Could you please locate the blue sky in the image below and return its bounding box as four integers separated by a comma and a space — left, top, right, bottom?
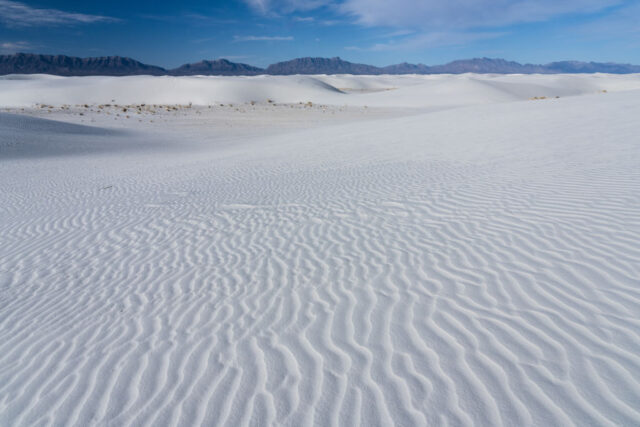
0, 0, 639, 67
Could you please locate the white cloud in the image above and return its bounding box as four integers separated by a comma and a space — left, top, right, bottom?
347, 31, 504, 51
339, 0, 621, 29
243, 0, 330, 15
319, 19, 343, 26
0, 0, 118, 27
0, 40, 32, 52
293, 16, 315, 22
379, 29, 415, 38
244, 0, 269, 14
244, 0, 622, 30
233, 35, 294, 41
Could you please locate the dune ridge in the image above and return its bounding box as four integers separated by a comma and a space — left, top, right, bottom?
3, 73, 640, 109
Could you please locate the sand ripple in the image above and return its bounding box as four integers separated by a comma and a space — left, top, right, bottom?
1, 86, 639, 426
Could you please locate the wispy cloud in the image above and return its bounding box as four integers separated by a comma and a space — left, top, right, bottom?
571, 2, 640, 40
243, 0, 331, 15
339, 0, 621, 30
346, 31, 505, 51
243, 0, 622, 32
319, 19, 344, 26
140, 13, 236, 26
181, 13, 237, 25
0, 0, 119, 27
244, 0, 269, 15
292, 16, 314, 22
378, 29, 415, 38
233, 35, 294, 42
0, 40, 32, 53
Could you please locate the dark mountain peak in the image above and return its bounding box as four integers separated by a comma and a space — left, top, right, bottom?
169, 58, 264, 76
382, 62, 431, 74
265, 56, 382, 75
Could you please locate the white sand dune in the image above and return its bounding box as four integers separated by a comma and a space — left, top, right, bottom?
3, 72, 640, 108
1, 74, 639, 426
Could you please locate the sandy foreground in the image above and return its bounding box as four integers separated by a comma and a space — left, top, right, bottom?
1, 73, 639, 426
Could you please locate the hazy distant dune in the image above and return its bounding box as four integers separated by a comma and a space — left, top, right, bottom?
3, 73, 640, 108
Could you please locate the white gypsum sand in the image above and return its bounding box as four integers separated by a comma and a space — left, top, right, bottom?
0, 73, 639, 426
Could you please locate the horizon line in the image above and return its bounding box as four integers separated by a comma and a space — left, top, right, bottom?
3, 52, 640, 70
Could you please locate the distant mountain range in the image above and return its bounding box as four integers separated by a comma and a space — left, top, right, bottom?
2, 53, 640, 76
0, 53, 166, 76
